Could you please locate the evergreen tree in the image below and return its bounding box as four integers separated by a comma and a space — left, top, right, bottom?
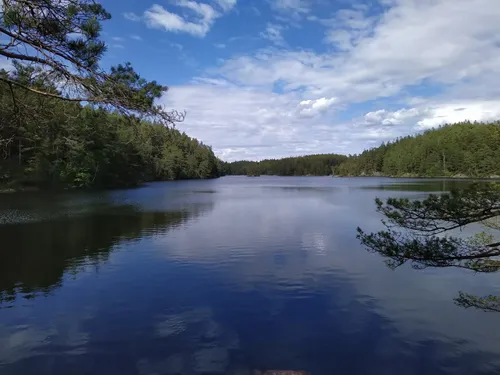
0, 67, 220, 189
358, 183, 500, 312
0, 0, 183, 125
334, 122, 500, 178
225, 154, 347, 177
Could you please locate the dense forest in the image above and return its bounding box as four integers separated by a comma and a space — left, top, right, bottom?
222, 154, 347, 176
0, 65, 220, 190
334, 121, 500, 178
0, 0, 220, 191
224, 122, 500, 179
2, 1, 500, 191
2, 1, 499, 188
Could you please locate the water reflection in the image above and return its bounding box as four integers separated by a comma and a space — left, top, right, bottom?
0, 178, 499, 375
0, 202, 213, 305
358, 179, 487, 192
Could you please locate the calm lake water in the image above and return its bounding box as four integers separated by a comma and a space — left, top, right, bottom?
1, 177, 500, 375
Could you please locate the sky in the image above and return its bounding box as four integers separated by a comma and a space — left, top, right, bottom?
99, 0, 500, 161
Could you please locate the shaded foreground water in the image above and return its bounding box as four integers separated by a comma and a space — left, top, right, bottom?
1, 177, 500, 375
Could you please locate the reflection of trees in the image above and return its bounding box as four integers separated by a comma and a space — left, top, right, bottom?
0, 203, 212, 303
360, 180, 479, 193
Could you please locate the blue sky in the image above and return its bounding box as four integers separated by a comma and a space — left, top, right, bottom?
99, 0, 500, 160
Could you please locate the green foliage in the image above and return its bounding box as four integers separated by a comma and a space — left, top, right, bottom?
223, 154, 347, 176
335, 122, 500, 177
358, 183, 500, 312
373, 183, 500, 234
0, 0, 182, 124
454, 292, 500, 312
0, 75, 220, 189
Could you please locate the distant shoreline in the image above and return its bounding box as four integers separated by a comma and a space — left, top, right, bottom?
226, 174, 500, 180
333, 175, 500, 180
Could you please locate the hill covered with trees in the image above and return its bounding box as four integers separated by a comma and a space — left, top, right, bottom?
222, 154, 347, 176
0, 66, 220, 190
0, 1, 220, 190
334, 121, 500, 178
224, 122, 500, 179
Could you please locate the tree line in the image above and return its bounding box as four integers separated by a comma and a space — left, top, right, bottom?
0, 1, 220, 190
222, 154, 347, 176
0, 65, 220, 190
334, 121, 500, 178
2, 0, 500, 188
224, 122, 500, 179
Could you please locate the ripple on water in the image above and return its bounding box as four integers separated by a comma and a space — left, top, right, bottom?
1, 177, 500, 375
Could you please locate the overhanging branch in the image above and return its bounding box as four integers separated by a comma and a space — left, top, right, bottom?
0, 76, 99, 102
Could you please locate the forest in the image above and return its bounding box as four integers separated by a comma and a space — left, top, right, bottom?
0, 0, 220, 191
223, 122, 500, 179
334, 121, 500, 178
0, 65, 220, 190
1, 1, 499, 189
222, 154, 347, 176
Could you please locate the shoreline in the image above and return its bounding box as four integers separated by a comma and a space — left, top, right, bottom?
0, 176, 222, 194
226, 174, 500, 180
2, 175, 499, 193
334, 175, 500, 180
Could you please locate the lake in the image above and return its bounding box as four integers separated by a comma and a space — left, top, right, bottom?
0, 176, 499, 375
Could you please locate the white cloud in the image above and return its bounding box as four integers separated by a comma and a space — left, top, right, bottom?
260, 23, 286, 46
139, 0, 236, 37
161, 84, 353, 160
112, 36, 125, 42
270, 0, 310, 14
215, 0, 237, 12
297, 97, 337, 117
191, 77, 230, 86
364, 108, 420, 126
322, 8, 376, 50
356, 100, 500, 137
216, 0, 500, 103
416, 101, 500, 129
157, 0, 500, 160
123, 12, 141, 21
130, 35, 143, 41
144, 2, 216, 37
214, 43, 226, 48
168, 41, 184, 50
250, 5, 261, 16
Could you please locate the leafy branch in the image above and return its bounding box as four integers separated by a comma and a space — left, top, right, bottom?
358, 183, 500, 312
0, 0, 183, 125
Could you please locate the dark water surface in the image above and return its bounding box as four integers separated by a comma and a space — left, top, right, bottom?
1, 177, 500, 375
